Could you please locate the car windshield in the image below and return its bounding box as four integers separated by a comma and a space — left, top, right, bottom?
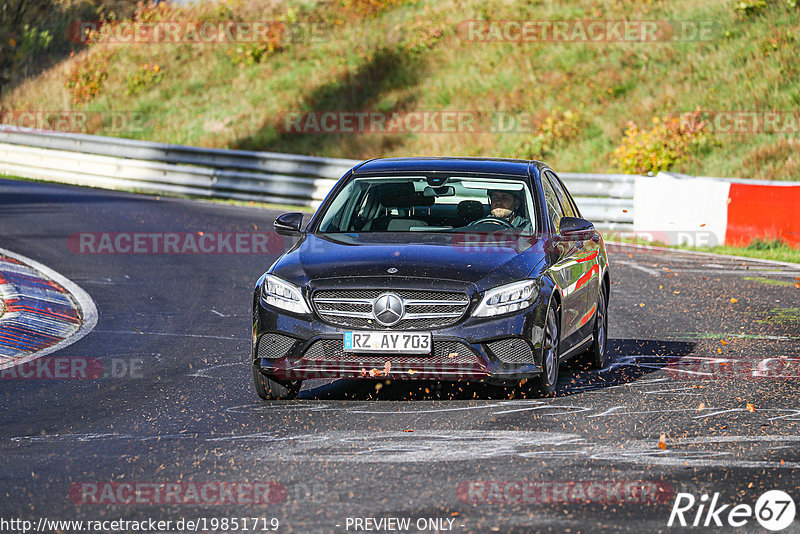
317, 175, 536, 235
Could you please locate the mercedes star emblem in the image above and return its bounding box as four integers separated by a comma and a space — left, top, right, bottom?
372, 292, 404, 326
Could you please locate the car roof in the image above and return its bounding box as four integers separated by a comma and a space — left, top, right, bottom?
352, 157, 540, 177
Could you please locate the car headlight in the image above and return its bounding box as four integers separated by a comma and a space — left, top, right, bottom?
472, 280, 538, 318
261, 275, 311, 315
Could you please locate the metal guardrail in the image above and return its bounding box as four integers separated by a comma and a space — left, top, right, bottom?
0, 126, 635, 229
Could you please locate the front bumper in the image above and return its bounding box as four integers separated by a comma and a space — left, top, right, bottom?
253, 293, 548, 384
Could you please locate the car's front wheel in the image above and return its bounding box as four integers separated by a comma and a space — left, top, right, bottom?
252, 364, 302, 400
532, 302, 560, 397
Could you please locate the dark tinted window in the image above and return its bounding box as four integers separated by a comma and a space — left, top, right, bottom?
540, 173, 564, 233
545, 171, 577, 219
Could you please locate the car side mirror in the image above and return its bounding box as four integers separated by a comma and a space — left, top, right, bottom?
559, 216, 595, 239
274, 212, 304, 237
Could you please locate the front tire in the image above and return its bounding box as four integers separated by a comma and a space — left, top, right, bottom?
533, 303, 560, 397
252, 364, 301, 400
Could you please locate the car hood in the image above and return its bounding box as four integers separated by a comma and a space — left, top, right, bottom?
269, 232, 547, 292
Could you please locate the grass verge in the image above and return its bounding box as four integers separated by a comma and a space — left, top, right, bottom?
2, 0, 800, 179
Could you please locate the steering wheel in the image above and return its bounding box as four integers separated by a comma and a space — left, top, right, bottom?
468, 216, 515, 229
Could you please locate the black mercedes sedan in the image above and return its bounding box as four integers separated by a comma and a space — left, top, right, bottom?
251, 158, 610, 399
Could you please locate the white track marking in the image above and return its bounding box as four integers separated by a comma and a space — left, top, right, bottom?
613, 260, 661, 276
12, 426, 800, 468
189, 362, 241, 378
72, 278, 113, 285
231, 431, 800, 467
693, 408, 745, 419
587, 406, 625, 418
642, 386, 703, 396
491, 404, 593, 416
766, 409, 800, 421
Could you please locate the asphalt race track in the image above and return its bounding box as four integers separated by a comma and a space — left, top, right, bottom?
1, 177, 799, 533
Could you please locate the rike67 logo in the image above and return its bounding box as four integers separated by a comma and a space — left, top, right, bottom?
668, 490, 795, 531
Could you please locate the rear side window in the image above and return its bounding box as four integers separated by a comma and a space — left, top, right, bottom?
545, 171, 577, 219
540, 173, 564, 233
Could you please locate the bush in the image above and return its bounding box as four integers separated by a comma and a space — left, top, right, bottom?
65, 49, 114, 104
516, 109, 582, 159
398, 19, 444, 55
132, 1, 178, 23
339, 0, 408, 18
227, 23, 285, 66
126, 63, 163, 95
0, 0, 106, 93
18, 24, 53, 57
734, 0, 768, 17
732, 0, 798, 16
611, 110, 713, 174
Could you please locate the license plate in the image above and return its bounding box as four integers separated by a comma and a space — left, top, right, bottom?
343, 331, 432, 353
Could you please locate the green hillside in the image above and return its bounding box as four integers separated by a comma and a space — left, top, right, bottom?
2, 0, 799, 179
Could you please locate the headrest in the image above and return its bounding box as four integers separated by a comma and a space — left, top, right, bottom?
374, 182, 433, 208
458, 200, 484, 222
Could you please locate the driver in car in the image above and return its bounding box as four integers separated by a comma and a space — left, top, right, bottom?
489, 190, 530, 230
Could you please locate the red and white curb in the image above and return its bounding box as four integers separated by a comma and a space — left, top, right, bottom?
633, 173, 800, 247
0, 247, 97, 371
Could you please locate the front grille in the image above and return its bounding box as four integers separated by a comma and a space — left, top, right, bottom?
303, 339, 480, 365
257, 333, 298, 360
312, 289, 470, 330
485, 338, 535, 364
